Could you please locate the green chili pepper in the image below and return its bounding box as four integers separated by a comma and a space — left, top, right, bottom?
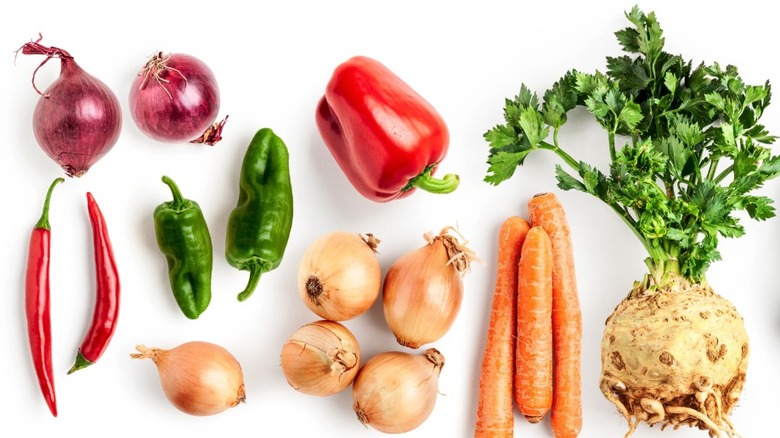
226, 128, 294, 302
153, 175, 213, 319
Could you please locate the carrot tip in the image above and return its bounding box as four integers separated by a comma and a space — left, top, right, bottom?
524, 414, 545, 424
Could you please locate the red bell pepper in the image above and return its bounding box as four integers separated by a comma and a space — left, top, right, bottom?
316, 56, 459, 202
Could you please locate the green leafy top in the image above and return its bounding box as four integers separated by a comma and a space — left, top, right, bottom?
484, 6, 780, 286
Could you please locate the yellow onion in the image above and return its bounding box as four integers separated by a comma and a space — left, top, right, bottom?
383, 227, 476, 348
297, 231, 382, 321
131, 341, 245, 416
352, 348, 445, 434
280, 320, 361, 396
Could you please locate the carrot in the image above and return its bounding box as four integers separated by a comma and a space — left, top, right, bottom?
475, 216, 530, 438
528, 192, 582, 438
515, 225, 553, 423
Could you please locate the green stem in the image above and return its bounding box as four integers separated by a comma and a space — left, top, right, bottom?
541, 139, 658, 267
645, 251, 666, 285
161, 175, 188, 211
706, 156, 720, 181
238, 267, 262, 302
644, 241, 682, 286
608, 130, 617, 162
405, 165, 460, 194
665, 244, 681, 276
35, 178, 64, 230
538, 141, 579, 169
713, 163, 735, 184
539, 138, 657, 259
237, 258, 272, 302
539, 137, 670, 280
616, 206, 659, 268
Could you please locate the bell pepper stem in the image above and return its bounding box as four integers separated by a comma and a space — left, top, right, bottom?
404, 165, 460, 194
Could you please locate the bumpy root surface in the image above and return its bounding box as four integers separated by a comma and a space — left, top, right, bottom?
600, 277, 748, 438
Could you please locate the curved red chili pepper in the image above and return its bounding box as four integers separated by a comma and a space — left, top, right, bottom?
68, 192, 120, 374
25, 177, 63, 417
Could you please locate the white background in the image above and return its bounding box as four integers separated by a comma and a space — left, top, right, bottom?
2, 1, 779, 437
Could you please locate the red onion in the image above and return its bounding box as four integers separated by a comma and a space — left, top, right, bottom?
18, 37, 122, 177
129, 52, 225, 145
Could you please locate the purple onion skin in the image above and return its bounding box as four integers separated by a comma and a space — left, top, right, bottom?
33, 60, 122, 177
129, 53, 220, 143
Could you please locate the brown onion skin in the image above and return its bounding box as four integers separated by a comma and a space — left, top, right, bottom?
382, 240, 463, 349
280, 320, 361, 396
129, 53, 220, 143
33, 59, 122, 177
133, 341, 246, 416
298, 232, 382, 321
352, 348, 445, 434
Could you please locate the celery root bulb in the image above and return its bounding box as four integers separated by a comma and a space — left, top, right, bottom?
600, 277, 748, 437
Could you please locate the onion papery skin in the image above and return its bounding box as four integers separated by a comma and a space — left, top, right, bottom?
132, 342, 245, 416
33, 60, 122, 177
129, 53, 220, 143
352, 348, 445, 434
297, 232, 382, 321
280, 320, 361, 396
382, 240, 463, 349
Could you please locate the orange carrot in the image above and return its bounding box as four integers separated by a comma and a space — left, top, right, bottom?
528, 192, 582, 438
475, 216, 530, 438
515, 225, 553, 423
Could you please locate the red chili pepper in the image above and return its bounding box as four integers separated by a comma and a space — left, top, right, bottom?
315, 56, 459, 202
68, 192, 120, 374
25, 177, 63, 417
